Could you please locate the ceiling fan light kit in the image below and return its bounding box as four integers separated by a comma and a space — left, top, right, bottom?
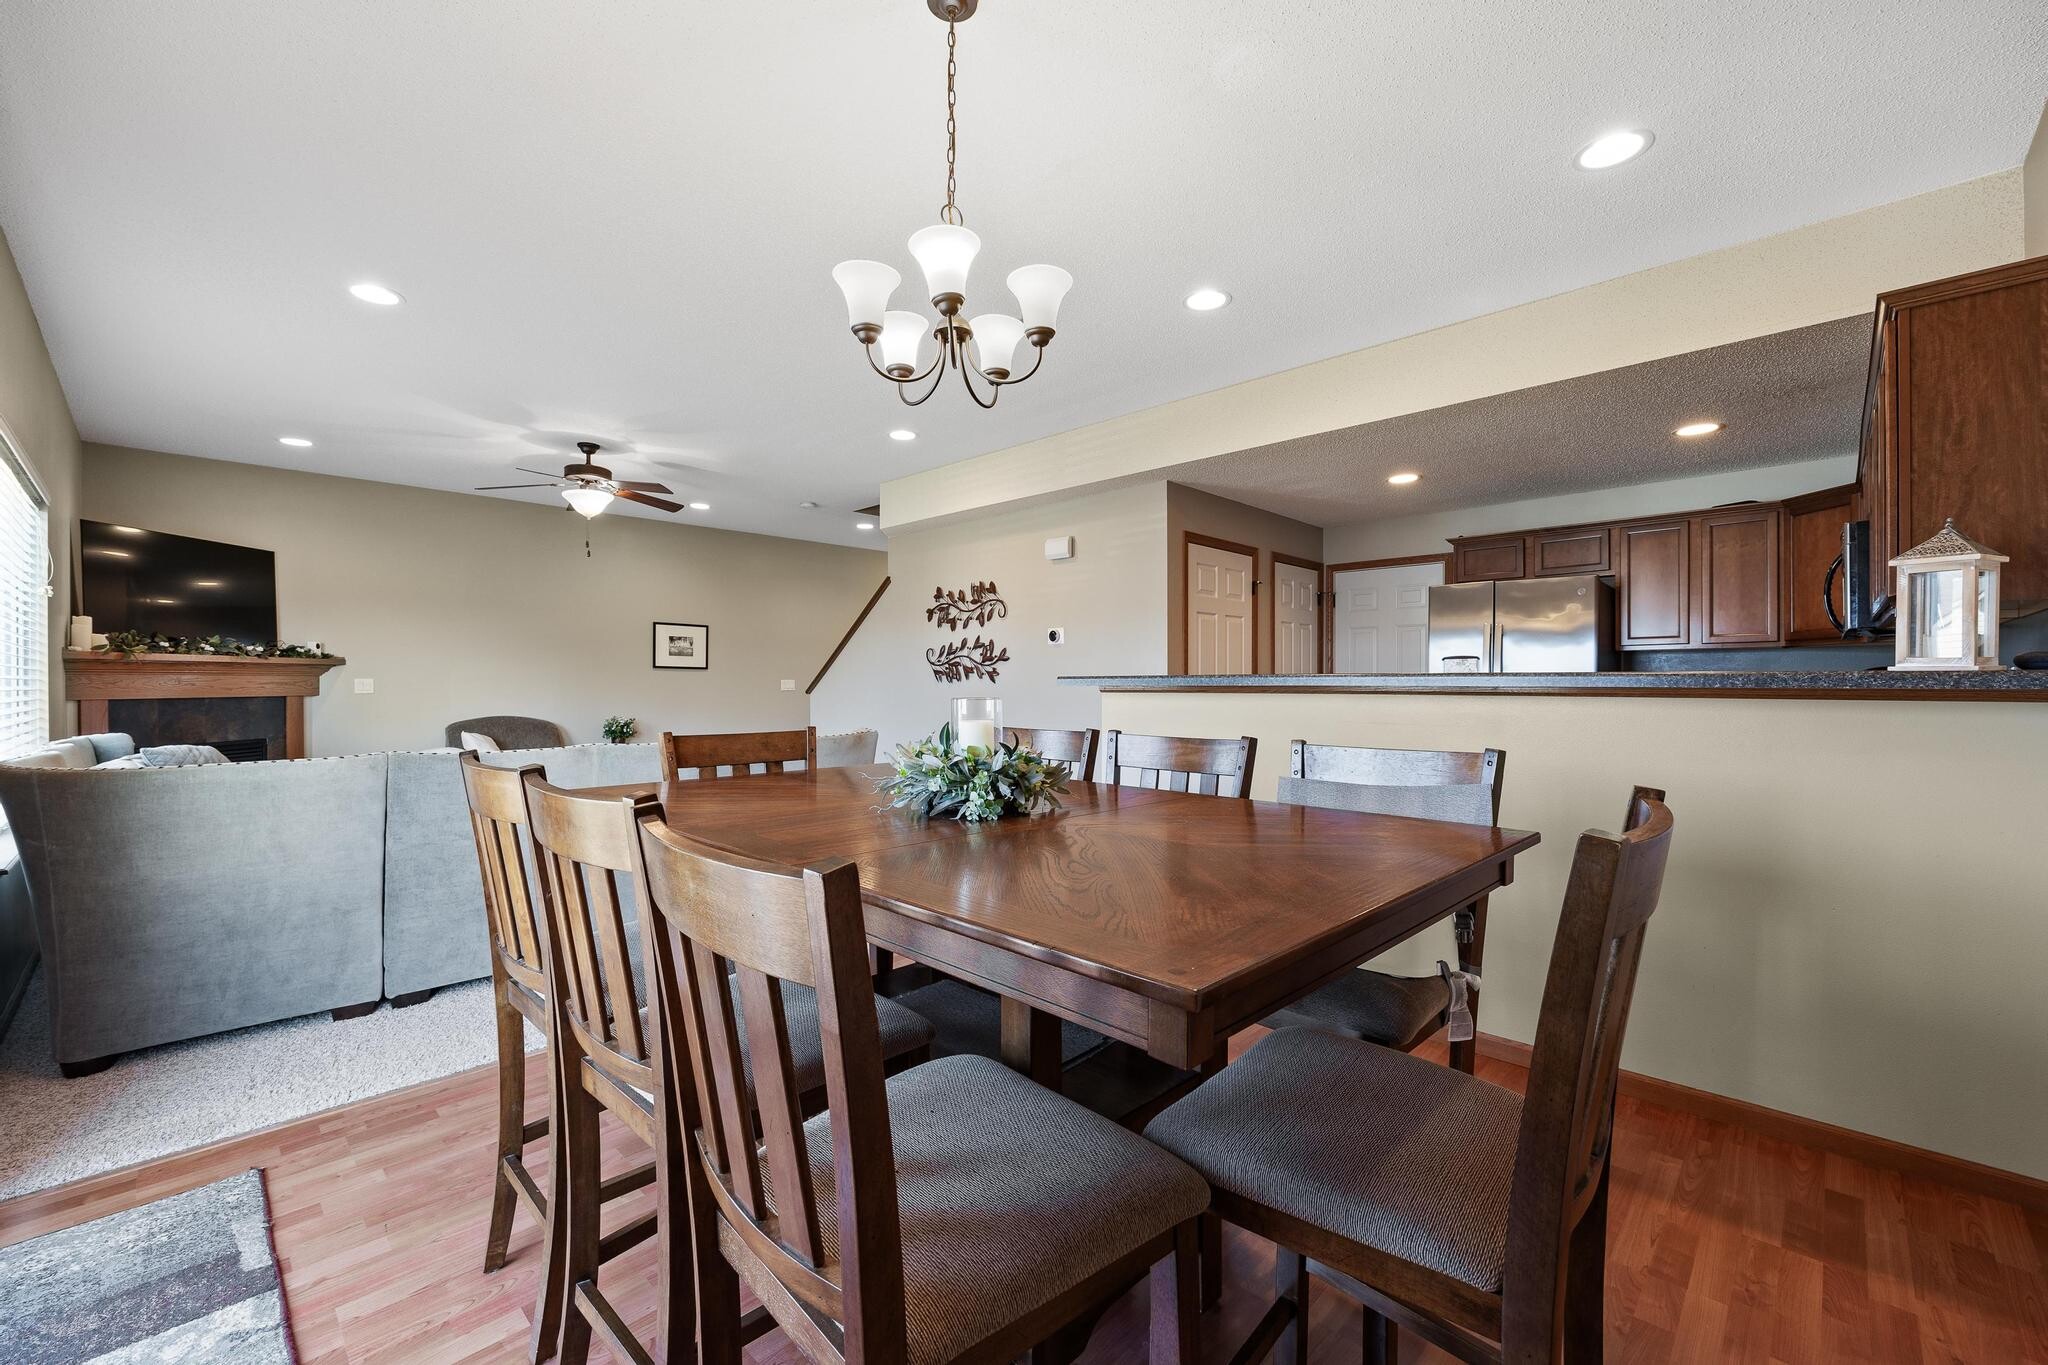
832, 0, 1071, 409
475, 441, 682, 521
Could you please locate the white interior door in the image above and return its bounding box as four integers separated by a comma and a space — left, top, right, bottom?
1331, 560, 1443, 673
1272, 559, 1320, 674
1187, 540, 1254, 673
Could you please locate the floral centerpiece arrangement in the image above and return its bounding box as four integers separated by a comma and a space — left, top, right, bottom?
99, 630, 335, 659
602, 715, 638, 743
875, 724, 1068, 823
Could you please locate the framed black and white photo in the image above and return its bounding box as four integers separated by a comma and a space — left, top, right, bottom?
651, 621, 709, 670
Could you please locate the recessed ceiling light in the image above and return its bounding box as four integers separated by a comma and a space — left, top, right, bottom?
278, 436, 313, 448
1387, 472, 1421, 486
889, 429, 917, 442
688, 501, 711, 511
348, 282, 404, 306
1184, 288, 1231, 312
1575, 129, 1652, 171
856, 522, 877, 531
1674, 421, 1724, 438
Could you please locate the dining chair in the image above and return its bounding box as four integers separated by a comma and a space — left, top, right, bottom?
817, 728, 881, 767
1265, 741, 1506, 1073
1097, 730, 1256, 797
631, 808, 1212, 1365
523, 773, 935, 1365
1146, 787, 1675, 1365
1002, 725, 1100, 781
659, 726, 818, 783
460, 753, 656, 1364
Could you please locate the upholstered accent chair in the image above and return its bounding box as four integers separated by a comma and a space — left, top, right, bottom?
444, 715, 568, 749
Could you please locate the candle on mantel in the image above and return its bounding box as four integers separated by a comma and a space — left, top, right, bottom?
951, 697, 1002, 754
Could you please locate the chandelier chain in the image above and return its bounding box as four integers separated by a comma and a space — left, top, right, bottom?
940, 19, 962, 225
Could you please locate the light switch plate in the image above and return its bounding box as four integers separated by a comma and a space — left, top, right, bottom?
353, 677, 374, 694
779, 679, 796, 691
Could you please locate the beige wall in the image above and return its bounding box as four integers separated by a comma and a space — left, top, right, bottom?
2028, 100, 2048, 257
885, 172, 2024, 531
1323, 453, 1856, 563
812, 482, 1167, 753
1097, 687, 2048, 1179
1166, 484, 1323, 675
82, 445, 885, 756
0, 226, 83, 739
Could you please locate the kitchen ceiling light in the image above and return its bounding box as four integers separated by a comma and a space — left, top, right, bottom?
889, 429, 917, 442
348, 282, 403, 306
1674, 421, 1724, 438
1184, 288, 1231, 311
278, 436, 313, 447
1575, 129, 1652, 170
1387, 472, 1421, 485
561, 486, 614, 519
832, 1, 1070, 410
688, 501, 711, 511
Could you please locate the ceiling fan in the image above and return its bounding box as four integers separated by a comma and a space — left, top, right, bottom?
475, 441, 681, 519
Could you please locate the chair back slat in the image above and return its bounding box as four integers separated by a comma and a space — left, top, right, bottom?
1501, 785, 1674, 1360
1280, 742, 1505, 826
460, 755, 549, 998
1100, 731, 1255, 798
661, 727, 819, 783
523, 776, 658, 1096
634, 812, 908, 1357
1004, 726, 1100, 780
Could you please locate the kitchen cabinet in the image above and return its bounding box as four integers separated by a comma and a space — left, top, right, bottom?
1451, 535, 1526, 582
1616, 520, 1692, 648
1694, 508, 1782, 645
1782, 484, 1855, 642
1530, 526, 1613, 577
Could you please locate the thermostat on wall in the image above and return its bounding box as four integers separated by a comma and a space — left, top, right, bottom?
1044, 535, 1074, 561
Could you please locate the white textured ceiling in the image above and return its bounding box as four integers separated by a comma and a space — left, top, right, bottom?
1177, 316, 1874, 527
0, 2, 2043, 546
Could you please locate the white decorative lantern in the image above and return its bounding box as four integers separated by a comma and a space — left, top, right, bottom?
950, 697, 1002, 754
1889, 519, 2007, 671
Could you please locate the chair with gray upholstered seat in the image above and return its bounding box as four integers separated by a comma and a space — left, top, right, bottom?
1148, 787, 1675, 1365
445, 714, 568, 749
1263, 741, 1505, 1073
816, 728, 880, 767
632, 806, 1209, 1365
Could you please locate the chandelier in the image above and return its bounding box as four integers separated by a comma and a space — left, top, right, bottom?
832, 0, 1072, 409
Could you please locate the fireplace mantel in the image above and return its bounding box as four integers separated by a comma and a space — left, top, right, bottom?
64, 651, 348, 758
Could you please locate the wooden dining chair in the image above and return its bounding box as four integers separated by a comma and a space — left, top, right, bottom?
1097, 730, 1256, 797
1265, 741, 1507, 1073
1002, 725, 1100, 781
1146, 787, 1675, 1365
660, 726, 818, 783
460, 753, 654, 1364
632, 810, 1212, 1365
523, 773, 936, 1365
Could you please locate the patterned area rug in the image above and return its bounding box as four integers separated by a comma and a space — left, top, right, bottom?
0, 1169, 295, 1363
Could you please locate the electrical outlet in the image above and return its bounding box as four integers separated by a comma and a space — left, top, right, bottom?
1046, 627, 1066, 646
353, 677, 375, 694
779, 679, 796, 692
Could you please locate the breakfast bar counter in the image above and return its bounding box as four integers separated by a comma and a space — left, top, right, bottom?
1061, 669, 2048, 701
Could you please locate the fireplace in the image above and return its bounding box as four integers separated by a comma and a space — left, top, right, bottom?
107, 698, 288, 761
64, 652, 347, 760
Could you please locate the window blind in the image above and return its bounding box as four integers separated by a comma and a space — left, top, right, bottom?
0, 437, 48, 766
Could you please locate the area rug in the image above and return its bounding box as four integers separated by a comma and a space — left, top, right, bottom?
0, 1169, 294, 1363
0, 971, 543, 1201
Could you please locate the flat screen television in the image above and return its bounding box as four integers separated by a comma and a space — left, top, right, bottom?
78, 520, 279, 644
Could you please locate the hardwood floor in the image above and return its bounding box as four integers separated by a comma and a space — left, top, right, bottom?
2, 1035, 2044, 1363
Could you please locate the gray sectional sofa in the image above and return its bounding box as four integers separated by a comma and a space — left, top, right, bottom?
0, 737, 664, 1074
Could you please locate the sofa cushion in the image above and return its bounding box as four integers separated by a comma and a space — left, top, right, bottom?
43, 736, 100, 770
92, 755, 151, 769
383, 751, 493, 998
482, 742, 661, 790
139, 744, 232, 767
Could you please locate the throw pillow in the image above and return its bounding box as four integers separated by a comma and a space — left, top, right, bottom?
93, 755, 152, 769
139, 744, 232, 767
459, 731, 503, 753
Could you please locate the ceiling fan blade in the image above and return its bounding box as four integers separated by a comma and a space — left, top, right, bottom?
474, 481, 561, 490
612, 480, 674, 494
615, 489, 683, 513
514, 466, 565, 480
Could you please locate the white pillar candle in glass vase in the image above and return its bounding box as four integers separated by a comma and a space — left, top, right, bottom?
951, 697, 1002, 753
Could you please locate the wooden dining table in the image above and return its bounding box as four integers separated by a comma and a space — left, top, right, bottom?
586, 764, 1539, 1086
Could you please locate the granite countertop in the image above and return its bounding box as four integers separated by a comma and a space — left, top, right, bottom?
1059, 671, 2048, 701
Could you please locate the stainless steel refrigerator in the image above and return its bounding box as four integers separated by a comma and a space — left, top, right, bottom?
1427, 575, 1617, 673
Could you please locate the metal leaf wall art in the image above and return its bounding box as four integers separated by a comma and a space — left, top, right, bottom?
927, 636, 1010, 683
927, 581, 1007, 631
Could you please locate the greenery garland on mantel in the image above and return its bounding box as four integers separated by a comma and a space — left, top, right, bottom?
94, 631, 338, 660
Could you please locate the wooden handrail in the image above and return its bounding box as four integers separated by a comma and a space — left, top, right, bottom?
806, 576, 889, 696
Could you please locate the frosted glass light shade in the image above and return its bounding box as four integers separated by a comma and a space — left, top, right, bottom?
968, 313, 1026, 377
878, 310, 930, 375
1007, 264, 1073, 331
907, 224, 981, 300
831, 259, 900, 330
562, 486, 613, 519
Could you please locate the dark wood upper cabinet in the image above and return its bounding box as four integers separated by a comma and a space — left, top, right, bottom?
1530, 526, 1613, 577
1693, 508, 1782, 646
1450, 535, 1526, 583
1616, 520, 1691, 649
1860, 255, 2048, 606
1782, 485, 1855, 643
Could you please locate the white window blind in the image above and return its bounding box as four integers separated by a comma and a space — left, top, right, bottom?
0, 437, 48, 764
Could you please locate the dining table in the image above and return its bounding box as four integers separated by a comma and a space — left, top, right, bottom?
584, 764, 1540, 1087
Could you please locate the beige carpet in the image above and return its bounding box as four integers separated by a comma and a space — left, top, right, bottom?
0, 971, 542, 1201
